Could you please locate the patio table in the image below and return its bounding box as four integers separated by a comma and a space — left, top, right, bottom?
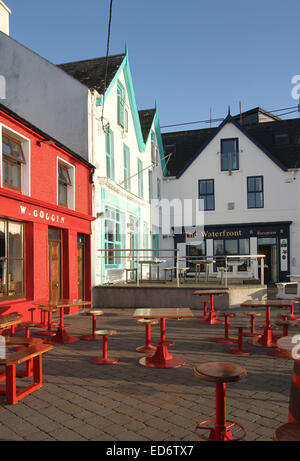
240, 299, 294, 348
193, 289, 228, 325
133, 308, 194, 368
193, 260, 215, 282
138, 259, 166, 281
0, 313, 23, 336
32, 299, 92, 345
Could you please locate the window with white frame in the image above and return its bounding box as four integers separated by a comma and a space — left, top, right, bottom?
117, 81, 125, 129
57, 158, 75, 209
1, 126, 30, 195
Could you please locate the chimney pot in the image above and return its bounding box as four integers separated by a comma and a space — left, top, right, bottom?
0, 1, 11, 36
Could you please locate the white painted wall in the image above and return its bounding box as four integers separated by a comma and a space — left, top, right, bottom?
0, 32, 89, 159
91, 67, 156, 285
163, 121, 300, 275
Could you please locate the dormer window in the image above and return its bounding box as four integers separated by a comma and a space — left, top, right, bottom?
2, 134, 26, 191
58, 162, 71, 207
220, 138, 239, 171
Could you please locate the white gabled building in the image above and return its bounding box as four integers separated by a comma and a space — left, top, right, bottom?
162, 109, 300, 284
58, 51, 166, 286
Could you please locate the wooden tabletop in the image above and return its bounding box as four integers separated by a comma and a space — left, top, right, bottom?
133, 308, 194, 319
32, 299, 92, 308
0, 313, 22, 329
241, 299, 295, 308
193, 289, 228, 296
276, 336, 297, 357
5, 337, 43, 346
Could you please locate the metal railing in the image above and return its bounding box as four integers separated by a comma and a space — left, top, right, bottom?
97, 249, 266, 287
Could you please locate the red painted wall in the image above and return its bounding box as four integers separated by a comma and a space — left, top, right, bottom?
0, 108, 94, 322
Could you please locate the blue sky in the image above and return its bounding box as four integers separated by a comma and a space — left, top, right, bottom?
6, 0, 300, 131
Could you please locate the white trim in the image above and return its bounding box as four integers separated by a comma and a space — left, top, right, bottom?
56, 156, 75, 210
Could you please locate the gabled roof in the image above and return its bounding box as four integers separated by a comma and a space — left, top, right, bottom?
57, 53, 126, 94
162, 114, 300, 177
138, 109, 156, 143
58, 51, 166, 170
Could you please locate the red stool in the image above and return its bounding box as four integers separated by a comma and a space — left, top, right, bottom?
212, 312, 237, 344
91, 330, 118, 365
28, 308, 36, 323
194, 362, 247, 441
36, 308, 48, 328
243, 312, 262, 337
273, 423, 300, 441
136, 319, 158, 353
80, 310, 104, 341
198, 300, 209, 321
275, 320, 298, 339
227, 323, 253, 356
277, 312, 289, 321
37, 308, 59, 337
19, 321, 37, 339
269, 320, 298, 358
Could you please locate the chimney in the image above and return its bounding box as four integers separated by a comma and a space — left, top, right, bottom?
0, 1, 11, 35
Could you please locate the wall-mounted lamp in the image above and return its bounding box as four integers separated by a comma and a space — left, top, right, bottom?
96, 212, 105, 219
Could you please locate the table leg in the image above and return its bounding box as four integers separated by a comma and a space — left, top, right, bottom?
139, 318, 186, 368
199, 295, 222, 325
45, 307, 78, 345
249, 306, 277, 347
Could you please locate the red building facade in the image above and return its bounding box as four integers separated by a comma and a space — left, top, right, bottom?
0, 104, 94, 320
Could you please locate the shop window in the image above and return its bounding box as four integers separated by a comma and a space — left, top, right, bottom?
58, 162, 72, 207
213, 238, 250, 272
104, 206, 124, 267
220, 138, 239, 171
186, 241, 206, 273
198, 179, 214, 210
2, 134, 26, 191
0, 220, 25, 299
247, 176, 264, 209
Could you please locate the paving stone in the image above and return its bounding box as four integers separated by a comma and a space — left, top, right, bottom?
0, 308, 293, 442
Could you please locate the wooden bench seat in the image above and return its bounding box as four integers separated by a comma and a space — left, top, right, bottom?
0, 344, 53, 404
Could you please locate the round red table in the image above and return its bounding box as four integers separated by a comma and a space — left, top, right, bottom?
32, 299, 92, 345
193, 290, 228, 325
133, 308, 194, 368
240, 300, 294, 348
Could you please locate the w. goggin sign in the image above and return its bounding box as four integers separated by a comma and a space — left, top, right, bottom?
19, 205, 65, 224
